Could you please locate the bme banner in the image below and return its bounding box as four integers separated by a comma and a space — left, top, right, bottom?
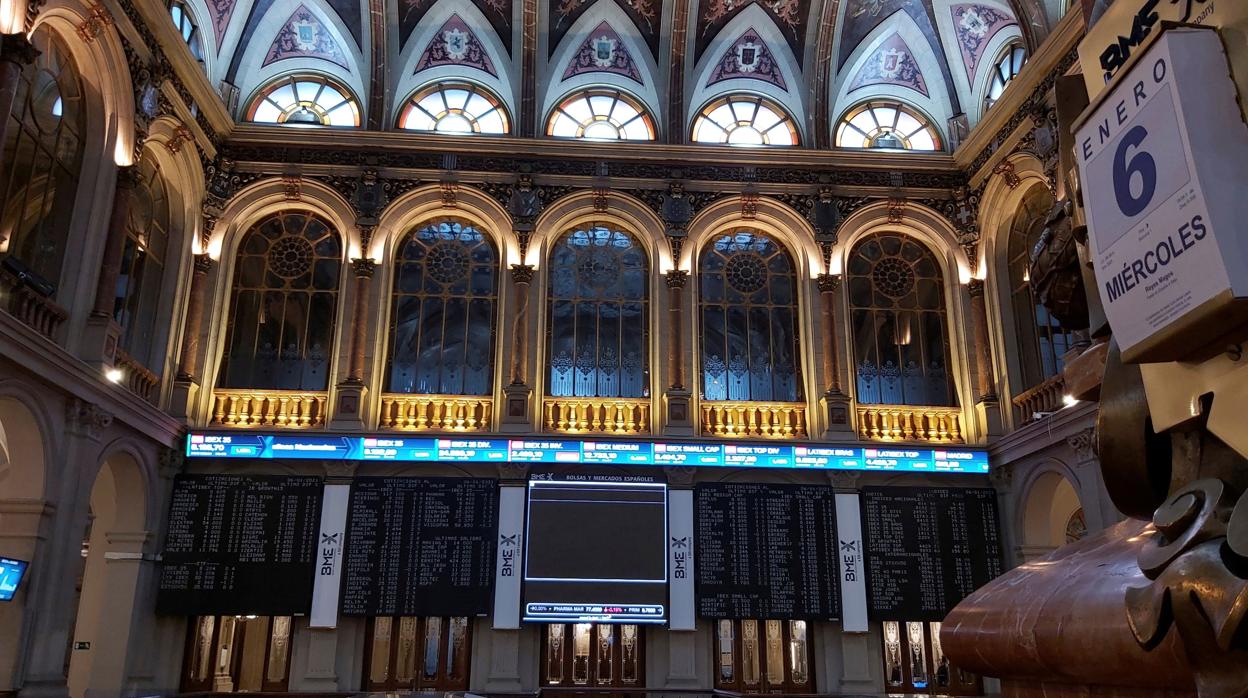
1075, 28, 1248, 362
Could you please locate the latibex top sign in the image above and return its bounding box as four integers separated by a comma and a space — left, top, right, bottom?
1075, 28, 1248, 362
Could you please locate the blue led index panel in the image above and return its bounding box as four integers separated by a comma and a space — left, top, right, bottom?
0, 557, 29, 602
186, 433, 990, 474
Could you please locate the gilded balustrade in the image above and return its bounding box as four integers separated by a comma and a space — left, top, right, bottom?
700, 401, 808, 438
1011, 373, 1066, 424
543, 397, 650, 434
211, 389, 328, 428
856, 405, 964, 443
379, 395, 492, 432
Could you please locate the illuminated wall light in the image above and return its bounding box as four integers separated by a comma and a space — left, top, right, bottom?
1063, 394, 1078, 407
105, 368, 124, 383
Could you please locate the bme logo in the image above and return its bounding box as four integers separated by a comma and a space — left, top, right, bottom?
320, 532, 340, 576
671, 537, 689, 579
499, 533, 518, 577
840, 539, 859, 582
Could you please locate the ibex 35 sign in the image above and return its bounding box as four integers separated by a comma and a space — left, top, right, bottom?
1075, 28, 1248, 362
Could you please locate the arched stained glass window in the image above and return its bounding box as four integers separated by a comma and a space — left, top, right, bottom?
699, 231, 802, 402
216, 212, 342, 391
245, 74, 361, 127
691, 94, 798, 146
835, 101, 941, 151
387, 220, 498, 395
985, 44, 1026, 111
546, 225, 649, 398
168, 0, 205, 66
0, 28, 85, 293
1008, 187, 1075, 387
398, 82, 509, 134
546, 89, 655, 141
114, 157, 172, 371
847, 232, 956, 406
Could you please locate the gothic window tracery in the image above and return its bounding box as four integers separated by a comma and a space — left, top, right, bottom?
0, 28, 85, 293
984, 43, 1026, 111
691, 94, 798, 146
216, 211, 342, 391
398, 82, 509, 134
835, 101, 941, 151
387, 220, 498, 395
699, 231, 802, 403
245, 74, 361, 126
546, 225, 649, 399
847, 232, 956, 406
546, 89, 655, 141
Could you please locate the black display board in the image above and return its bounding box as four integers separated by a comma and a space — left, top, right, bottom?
695, 483, 841, 620
157, 474, 324, 615
861, 486, 1004, 621
341, 477, 498, 617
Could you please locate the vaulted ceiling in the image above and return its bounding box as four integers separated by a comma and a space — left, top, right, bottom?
182, 0, 1067, 145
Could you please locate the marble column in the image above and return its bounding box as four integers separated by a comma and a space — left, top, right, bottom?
83, 165, 140, 368
817, 273, 852, 431
664, 270, 693, 433
967, 279, 996, 403
502, 264, 535, 428
330, 258, 375, 429
175, 254, 215, 382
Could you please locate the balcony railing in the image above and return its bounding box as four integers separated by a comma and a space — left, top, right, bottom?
379, 394, 492, 431
856, 405, 964, 443
114, 349, 159, 404
701, 401, 808, 439
211, 389, 328, 428
1012, 373, 1066, 424
0, 268, 67, 342
543, 397, 650, 434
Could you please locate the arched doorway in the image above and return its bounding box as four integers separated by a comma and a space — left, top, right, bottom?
1020, 469, 1085, 560
0, 396, 49, 692
66, 452, 148, 698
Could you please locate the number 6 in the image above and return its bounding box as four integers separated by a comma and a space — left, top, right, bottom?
1113, 125, 1157, 217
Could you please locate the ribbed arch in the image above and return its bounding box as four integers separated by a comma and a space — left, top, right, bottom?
545, 224, 650, 398
385, 219, 499, 395
698, 230, 802, 403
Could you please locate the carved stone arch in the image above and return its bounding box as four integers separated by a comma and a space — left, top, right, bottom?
683, 195, 821, 275
375, 183, 516, 263
1015, 458, 1086, 554
393, 0, 516, 125
686, 4, 805, 139
209, 176, 361, 261
197, 177, 359, 408
831, 10, 955, 146
978, 151, 1050, 254
231, 0, 367, 120
533, 189, 665, 268
834, 200, 978, 422
32, 0, 137, 164
0, 380, 56, 501
92, 436, 158, 533
542, 1, 662, 132
834, 199, 972, 279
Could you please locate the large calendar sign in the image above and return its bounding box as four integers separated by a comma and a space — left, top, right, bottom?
1075, 28, 1248, 362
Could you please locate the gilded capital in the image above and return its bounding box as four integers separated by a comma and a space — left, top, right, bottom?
816, 273, 841, 294
510, 263, 536, 285
967, 278, 986, 297
351, 258, 377, 278
664, 269, 689, 289
0, 33, 39, 66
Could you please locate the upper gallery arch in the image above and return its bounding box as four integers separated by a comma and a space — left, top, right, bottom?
394, 0, 517, 125
224, 0, 367, 120
543, 1, 662, 133
686, 4, 806, 140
